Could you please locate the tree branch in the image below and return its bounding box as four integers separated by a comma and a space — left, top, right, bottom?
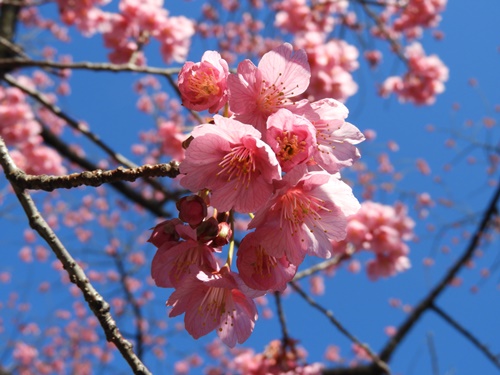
290, 281, 390, 374
7, 161, 180, 191
0, 58, 181, 76
378, 174, 500, 363
431, 304, 500, 370
40, 125, 175, 218
0, 137, 152, 375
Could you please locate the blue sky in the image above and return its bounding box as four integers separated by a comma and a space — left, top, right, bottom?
1, 1, 500, 374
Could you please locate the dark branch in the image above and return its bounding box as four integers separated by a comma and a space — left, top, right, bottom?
40, 125, 174, 218
0, 137, 152, 375
431, 304, 500, 370
378, 174, 500, 363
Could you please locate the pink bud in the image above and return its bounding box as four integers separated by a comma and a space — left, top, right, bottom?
176, 195, 207, 228
148, 219, 182, 248
212, 222, 232, 247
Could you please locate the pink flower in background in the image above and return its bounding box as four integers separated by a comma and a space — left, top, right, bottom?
366, 253, 411, 281
11, 143, 66, 175
296, 33, 359, 102
167, 269, 259, 347
265, 108, 316, 172
249, 167, 360, 265
13, 342, 38, 366
178, 50, 229, 113
380, 43, 448, 105
228, 43, 311, 133
236, 231, 297, 292
179, 116, 281, 213
335, 201, 415, 279
157, 119, 186, 161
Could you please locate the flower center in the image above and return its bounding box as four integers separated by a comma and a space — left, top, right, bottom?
191, 71, 220, 100
276, 131, 306, 161
257, 73, 299, 114
279, 188, 330, 235
218, 145, 256, 187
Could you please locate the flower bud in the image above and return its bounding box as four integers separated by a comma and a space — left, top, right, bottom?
212, 222, 232, 247
148, 219, 182, 248
176, 195, 207, 228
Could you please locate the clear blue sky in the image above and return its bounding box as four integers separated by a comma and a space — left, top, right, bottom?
1, 1, 500, 374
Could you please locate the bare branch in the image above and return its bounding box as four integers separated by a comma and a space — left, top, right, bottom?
357, 0, 407, 63
8, 162, 180, 191
290, 281, 391, 375
431, 304, 500, 370
426, 332, 439, 375
274, 292, 293, 352
0, 137, 152, 375
378, 174, 500, 363
0, 58, 181, 76
293, 244, 355, 281
40, 125, 175, 218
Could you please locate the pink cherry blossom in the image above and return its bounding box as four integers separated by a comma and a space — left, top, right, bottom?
366, 253, 411, 281
150, 223, 218, 288
178, 51, 229, 113
228, 43, 311, 133
236, 231, 297, 292
274, 0, 334, 34
265, 108, 316, 172
179, 116, 281, 213
380, 43, 448, 105
307, 98, 365, 173
167, 268, 258, 347
249, 167, 360, 265
296, 33, 359, 102
335, 201, 415, 280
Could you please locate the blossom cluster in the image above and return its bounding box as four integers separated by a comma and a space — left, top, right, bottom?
149, 43, 365, 346
332, 201, 415, 280
380, 42, 448, 105
0, 83, 66, 175
37, 0, 195, 64
229, 340, 323, 374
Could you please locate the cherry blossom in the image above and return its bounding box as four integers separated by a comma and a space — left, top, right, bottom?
179, 116, 281, 213
228, 43, 311, 133
167, 268, 259, 347
380, 43, 448, 105
236, 231, 297, 292
249, 167, 360, 265
178, 51, 229, 113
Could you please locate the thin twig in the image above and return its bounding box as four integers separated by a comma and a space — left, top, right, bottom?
112, 250, 146, 360
431, 304, 500, 370
293, 244, 355, 281
357, 0, 407, 63
426, 332, 439, 375
290, 281, 391, 374
0, 58, 181, 76
274, 292, 292, 350
0, 137, 152, 375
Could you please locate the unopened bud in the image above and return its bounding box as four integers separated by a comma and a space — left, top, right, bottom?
176, 195, 207, 228
212, 222, 232, 247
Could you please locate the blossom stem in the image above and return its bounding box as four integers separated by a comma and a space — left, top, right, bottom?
225, 210, 236, 268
